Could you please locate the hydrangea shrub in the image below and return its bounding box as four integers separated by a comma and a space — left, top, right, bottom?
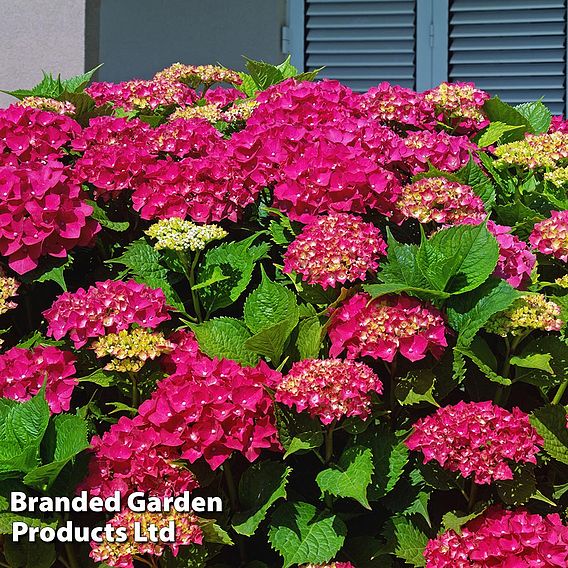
0, 57, 568, 567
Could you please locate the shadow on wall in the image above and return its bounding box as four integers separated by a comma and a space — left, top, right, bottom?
98, 0, 287, 82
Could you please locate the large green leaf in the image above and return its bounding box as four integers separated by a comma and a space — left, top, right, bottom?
244, 268, 298, 333
417, 223, 499, 294
388, 516, 428, 567
316, 446, 374, 508
515, 336, 568, 388
530, 405, 568, 465
455, 158, 496, 209
233, 461, 291, 536
108, 238, 185, 312
515, 100, 552, 134
268, 501, 346, 568
244, 311, 299, 365
189, 318, 258, 366
477, 122, 523, 148
482, 97, 532, 141
86, 200, 129, 232
395, 369, 439, 407
274, 404, 323, 458
197, 234, 269, 315
296, 316, 323, 359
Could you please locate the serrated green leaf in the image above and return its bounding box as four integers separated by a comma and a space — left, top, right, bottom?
316, 446, 374, 508
530, 405, 568, 465
296, 316, 322, 359
244, 311, 299, 365
442, 508, 486, 535
108, 238, 186, 313
477, 121, 523, 147
268, 501, 346, 568
510, 353, 554, 374
87, 200, 129, 232
35, 256, 73, 292
198, 518, 233, 545
455, 336, 511, 385
244, 268, 297, 334
244, 58, 284, 90
417, 223, 499, 294
276, 55, 298, 79
77, 369, 116, 388
274, 404, 323, 458
233, 461, 291, 536
515, 100, 552, 134
389, 516, 428, 567
395, 369, 439, 407
60, 64, 103, 93
197, 234, 269, 314
482, 97, 532, 141
496, 463, 536, 505
455, 158, 496, 209
0, 512, 57, 535
515, 336, 568, 388
189, 318, 258, 366
4, 539, 56, 568
356, 426, 409, 500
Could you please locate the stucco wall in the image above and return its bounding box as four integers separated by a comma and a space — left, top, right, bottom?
0, 0, 91, 107
98, 0, 287, 81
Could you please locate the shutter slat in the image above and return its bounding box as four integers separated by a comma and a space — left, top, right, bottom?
449, 0, 567, 114
305, 0, 416, 91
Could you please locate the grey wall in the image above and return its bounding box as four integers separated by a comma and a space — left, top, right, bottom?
0, 0, 91, 107
98, 0, 287, 82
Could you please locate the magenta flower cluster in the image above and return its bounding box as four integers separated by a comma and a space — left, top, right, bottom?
530, 210, 568, 262
0, 346, 77, 413
43, 279, 171, 348
283, 213, 387, 289
275, 358, 383, 425
406, 401, 543, 485
329, 293, 447, 362
425, 507, 568, 567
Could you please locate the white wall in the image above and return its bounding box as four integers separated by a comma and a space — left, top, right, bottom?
0, 0, 94, 107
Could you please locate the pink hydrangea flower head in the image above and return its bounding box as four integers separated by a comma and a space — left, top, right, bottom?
329, 293, 447, 362
154, 62, 242, 87
425, 507, 568, 567
396, 177, 486, 224
407, 401, 543, 484
403, 130, 478, 175
0, 267, 19, 315
487, 221, 536, 288
549, 115, 568, 134
131, 151, 260, 223
86, 79, 197, 111
0, 346, 77, 413
358, 82, 437, 129
138, 358, 282, 469
82, 414, 200, 499
43, 279, 171, 348
283, 213, 387, 288
529, 210, 568, 262
18, 97, 76, 116
204, 86, 246, 107
0, 163, 100, 274
276, 358, 383, 425
90, 504, 203, 568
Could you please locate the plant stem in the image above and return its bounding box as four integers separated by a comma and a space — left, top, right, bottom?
64, 542, 81, 568
224, 462, 239, 512
324, 421, 336, 464
178, 251, 203, 323
467, 482, 478, 512
552, 378, 568, 405
129, 372, 140, 410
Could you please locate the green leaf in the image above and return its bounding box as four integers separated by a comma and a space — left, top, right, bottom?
77, 369, 116, 387
510, 353, 554, 374
87, 200, 129, 232
276, 55, 298, 78
496, 463, 537, 506
455, 337, 511, 385
515, 100, 552, 134
442, 508, 486, 536
244, 312, 299, 365
189, 318, 258, 366
356, 426, 409, 500
4, 71, 62, 100
477, 121, 523, 147
244, 58, 284, 90
197, 518, 233, 545
0, 512, 57, 535
447, 278, 521, 346
237, 73, 258, 97
35, 256, 73, 292
455, 158, 496, 209
388, 516, 428, 567
197, 234, 269, 314
296, 316, 322, 359
190, 266, 229, 291
0, 390, 50, 476
294, 68, 325, 82
23, 414, 89, 491
395, 369, 439, 407
244, 268, 297, 333
274, 404, 323, 458
4, 539, 56, 568
108, 238, 185, 312
316, 446, 374, 508
268, 501, 346, 568
530, 405, 568, 465
417, 223, 499, 294
515, 336, 568, 388
60, 64, 103, 92
482, 97, 532, 141
233, 461, 291, 536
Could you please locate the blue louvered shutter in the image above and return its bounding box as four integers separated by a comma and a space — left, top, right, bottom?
303, 0, 417, 91
449, 0, 568, 114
